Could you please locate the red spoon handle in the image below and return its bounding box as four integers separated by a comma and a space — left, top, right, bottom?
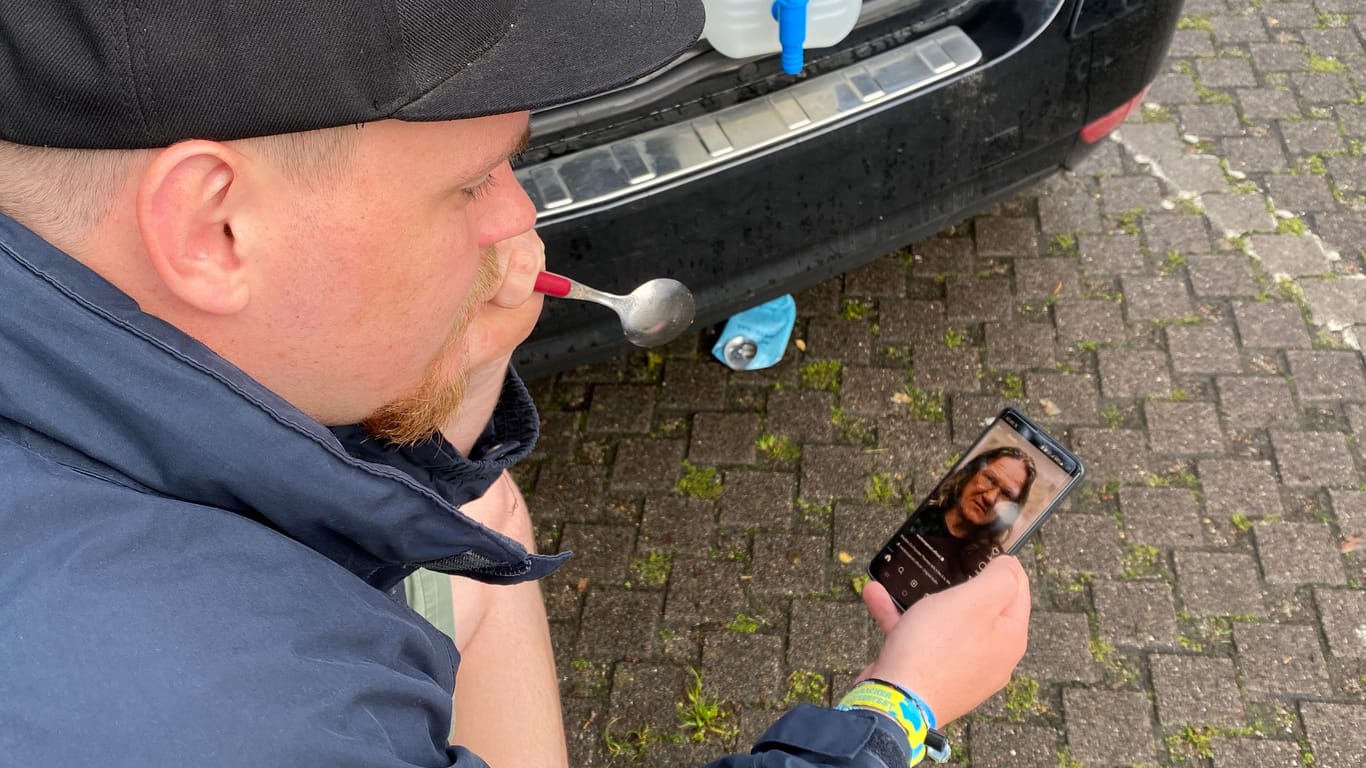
534, 271, 573, 297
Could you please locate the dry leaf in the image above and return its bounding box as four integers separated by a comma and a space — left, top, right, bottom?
1341, 535, 1362, 554
1050, 281, 1064, 297
576, 577, 590, 592
891, 391, 913, 405
838, 551, 854, 564
795, 338, 807, 351
1039, 397, 1062, 416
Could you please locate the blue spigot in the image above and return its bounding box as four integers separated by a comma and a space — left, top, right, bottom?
771, 0, 808, 75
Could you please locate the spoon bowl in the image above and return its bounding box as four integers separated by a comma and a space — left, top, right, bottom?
534, 271, 695, 348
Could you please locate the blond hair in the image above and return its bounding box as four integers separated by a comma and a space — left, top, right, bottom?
0, 126, 361, 242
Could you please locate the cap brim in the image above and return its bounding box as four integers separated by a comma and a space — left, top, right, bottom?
396, 0, 705, 121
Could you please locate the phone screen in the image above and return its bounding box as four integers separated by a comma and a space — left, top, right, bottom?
869, 408, 1084, 611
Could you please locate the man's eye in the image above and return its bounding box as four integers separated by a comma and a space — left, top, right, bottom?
464, 175, 498, 201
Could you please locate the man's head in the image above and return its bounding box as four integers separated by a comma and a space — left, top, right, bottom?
0, 2, 703, 444
937, 446, 1037, 530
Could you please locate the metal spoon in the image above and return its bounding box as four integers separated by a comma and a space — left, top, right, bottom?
534, 271, 695, 348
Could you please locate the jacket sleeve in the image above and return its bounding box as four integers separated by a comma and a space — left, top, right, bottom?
702, 705, 910, 768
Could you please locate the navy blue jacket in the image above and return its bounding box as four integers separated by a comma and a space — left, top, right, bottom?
0, 212, 909, 768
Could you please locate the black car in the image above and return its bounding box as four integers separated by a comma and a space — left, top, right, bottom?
512, 0, 1183, 378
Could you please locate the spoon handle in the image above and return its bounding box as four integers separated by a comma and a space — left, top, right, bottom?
534, 271, 573, 297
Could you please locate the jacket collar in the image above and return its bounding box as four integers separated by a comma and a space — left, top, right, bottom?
0, 213, 563, 589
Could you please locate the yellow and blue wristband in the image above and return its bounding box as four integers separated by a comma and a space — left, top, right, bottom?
835, 679, 950, 765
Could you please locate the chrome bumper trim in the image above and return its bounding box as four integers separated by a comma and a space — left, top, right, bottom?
515, 26, 983, 219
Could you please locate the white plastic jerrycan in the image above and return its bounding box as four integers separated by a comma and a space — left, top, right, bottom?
702, 0, 861, 75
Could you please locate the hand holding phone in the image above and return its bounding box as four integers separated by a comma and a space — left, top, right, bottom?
860, 555, 1031, 726
869, 408, 1084, 611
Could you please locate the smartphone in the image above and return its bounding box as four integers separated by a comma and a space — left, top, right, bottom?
868, 407, 1085, 611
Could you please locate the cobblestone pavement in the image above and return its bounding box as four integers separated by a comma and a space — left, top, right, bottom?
514, 1, 1366, 765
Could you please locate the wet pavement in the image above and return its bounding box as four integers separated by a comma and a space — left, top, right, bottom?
515, 0, 1366, 764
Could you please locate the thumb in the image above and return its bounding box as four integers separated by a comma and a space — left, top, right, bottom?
860, 579, 901, 636
955, 555, 1028, 618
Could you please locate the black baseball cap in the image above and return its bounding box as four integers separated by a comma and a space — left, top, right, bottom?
0, 1, 705, 149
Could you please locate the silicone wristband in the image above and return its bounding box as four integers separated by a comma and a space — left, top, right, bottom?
865, 677, 938, 730
836, 681, 928, 766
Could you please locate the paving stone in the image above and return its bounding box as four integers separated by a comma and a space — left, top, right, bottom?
985, 321, 1058, 370
1236, 622, 1333, 697
800, 443, 871, 503
579, 590, 663, 660
1025, 371, 1100, 426
690, 411, 761, 465
1233, 300, 1313, 349
1211, 14, 1269, 43
1063, 689, 1158, 768
1327, 155, 1366, 195
558, 523, 637, 583
872, 416, 953, 491
1054, 299, 1127, 347
1212, 736, 1306, 768
832, 502, 907, 566
663, 557, 748, 624
1039, 514, 1125, 576
1248, 233, 1332, 277
1216, 376, 1299, 429
1174, 550, 1268, 617
607, 662, 688, 730
766, 388, 836, 444
1093, 580, 1180, 646
1120, 486, 1207, 548
1146, 400, 1227, 455
659, 359, 730, 411
1079, 233, 1146, 275
1016, 256, 1082, 300
1179, 103, 1244, 136
1149, 71, 1199, 103
841, 366, 906, 415
1199, 458, 1285, 521
1279, 119, 1346, 156
1201, 192, 1277, 235
1270, 430, 1358, 487
1017, 611, 1102, 682
1314, 216, 1366, 261
788, 600, 870, 672
1144, 212, 1214, 256
702, 632, 784, 704
843, 255, 908, 297
587, 384, 655, 433
1313, 588, 1366, 659
1151, 654, 1247, 728
911, 344, 981, 393
975, 216, 1038, 256
611, 436, 685, 492
720, 470, 797, 530
1038, 184, 1103, 235
1248, 42, 1309, 72
1122, 275, 1196, 321
1073, 429, 1151, 483
968, 722, 1060, 768
1265, 173, 1337, 213
946, 276, 1015, 324
1299, 276, 1366, 328
806, 318, 874, 365
1286, 350, 1366, 403
1169, 28, 1216, 57
1198, 58, 1258, 87
749, 532, 828, 596
640, 496, 718, 558
1188, 253, 1262, 297
1291, 72, 1354, 106
912, 238, 975, 277
1100, 176, 1165, 213
1168, 323, 1243, 374
879, 299, 946, 345
1302, 702, 1366, 768
1224, 135, 1292, 174
1328, 489, 1366, 539
1301, 28, 1364, 58
1099, 350, 1173, 399
1253, 520, 1348, 585
1236, 88, 1301, 121
534, 461, 609, 522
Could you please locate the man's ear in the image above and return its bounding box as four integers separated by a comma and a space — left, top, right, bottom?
135, 140, 250, 315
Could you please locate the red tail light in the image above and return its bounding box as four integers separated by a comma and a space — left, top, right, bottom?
1080, 86, 1151, 143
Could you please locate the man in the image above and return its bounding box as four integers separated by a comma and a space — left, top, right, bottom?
0, 3, 1030, 766
884, 448, 1037, 607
